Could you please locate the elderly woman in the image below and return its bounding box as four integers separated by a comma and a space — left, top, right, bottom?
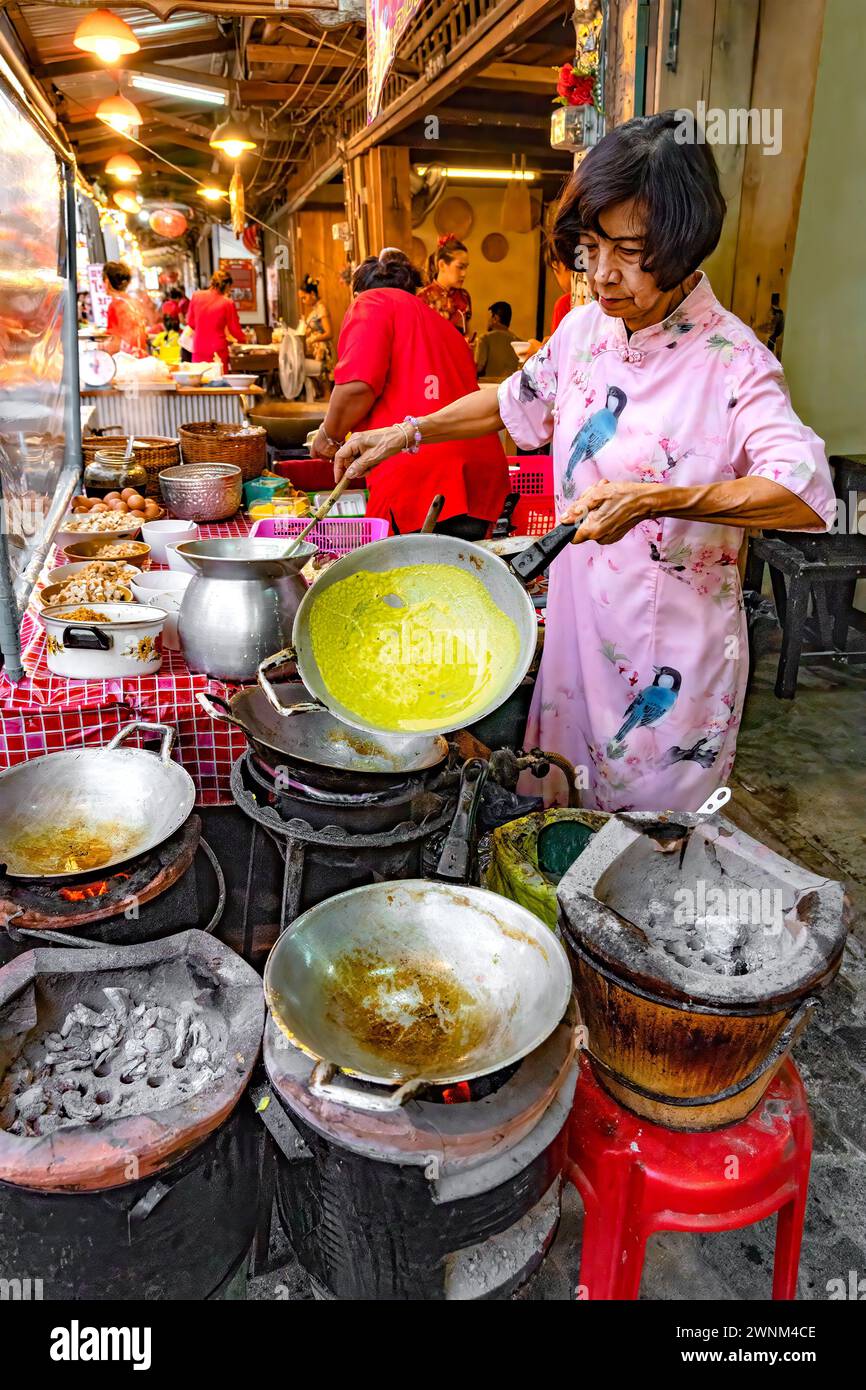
334, 114, 836, 812
312, 250, 508, 538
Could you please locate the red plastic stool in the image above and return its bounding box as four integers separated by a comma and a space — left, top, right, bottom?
566, 1054, 812, 1300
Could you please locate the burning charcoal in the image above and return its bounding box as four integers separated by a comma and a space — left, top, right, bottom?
190, 1046, 210, 1066
132, 1003, 145, 1018
14, 1085, 46, 1121
172, 1007, 193, 1062
60, 1090, 101, 1122
53, 1055, 92, 1074
123, 1038, 147, 1061
9, 1119, 24, 1136
89, 1029, 119, 1058
143, 1028, 167, 1054
155, 1007, 177, 1025
45, 1032, 64, 1051
140, 1007, 159, 1031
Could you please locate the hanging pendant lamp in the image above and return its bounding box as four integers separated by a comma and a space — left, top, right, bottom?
105, 153, 142, 181
112, 190, 140, 214
73, 11, 140, 65
210, 112, 257, 159
96, 93, 143, 134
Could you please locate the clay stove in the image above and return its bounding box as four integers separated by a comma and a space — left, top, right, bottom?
260, 1005, 579, 1300
557, 811, 848, 1128
0, 931, 264, 1300
0, 816, 225, 961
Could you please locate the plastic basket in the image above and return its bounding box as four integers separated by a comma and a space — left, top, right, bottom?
249, 515, 390, 554
507, 455, 554, 497
512, 495, 556, 537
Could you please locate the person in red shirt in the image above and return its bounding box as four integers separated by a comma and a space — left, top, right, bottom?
186, 268, 243, 370
417, 235, 472, 337
311, 250, 508, 538
102, 261, 148, 357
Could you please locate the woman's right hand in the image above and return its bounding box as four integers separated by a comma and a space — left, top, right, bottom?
333, 424, 409, 483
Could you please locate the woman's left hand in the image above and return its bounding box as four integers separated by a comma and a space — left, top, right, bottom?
562, 480, 656, 545
311, 426, 337, 460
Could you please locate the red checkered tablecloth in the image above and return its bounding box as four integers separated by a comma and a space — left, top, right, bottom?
0, 519, 254, 805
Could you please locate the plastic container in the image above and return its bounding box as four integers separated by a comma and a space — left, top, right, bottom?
242, 476, 288, 509
506, 456, 556, 536
249, 516, 390, 554
311, 490, 367, 518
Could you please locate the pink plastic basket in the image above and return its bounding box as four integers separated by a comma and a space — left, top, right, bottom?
507, 455, 554, 497
249, 515, 390, 554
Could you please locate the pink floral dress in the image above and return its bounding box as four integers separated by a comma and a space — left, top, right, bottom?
498, 273, 836, 812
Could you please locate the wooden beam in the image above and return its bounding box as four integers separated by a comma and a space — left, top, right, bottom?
246, 43, 358, 68
433, 106, 551, 130
347, 0, 565, 159
731, 0, 827, 329
36, 36, 233, 80
237, 81, 342, 103
477, 60, 559, 86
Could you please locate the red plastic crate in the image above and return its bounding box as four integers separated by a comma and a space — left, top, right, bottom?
272, 457, 336, 491
506, 455, 554, 497
511, 495, 556, 536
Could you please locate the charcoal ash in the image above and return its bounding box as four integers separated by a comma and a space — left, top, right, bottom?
0, 967, 228, 1137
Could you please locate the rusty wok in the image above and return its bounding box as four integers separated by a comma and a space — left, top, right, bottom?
264, 880, 572, 1097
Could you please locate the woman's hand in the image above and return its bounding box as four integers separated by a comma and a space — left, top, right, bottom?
562, 479, 655, 545
311, 425, 337, 460
333, 425, 408, 483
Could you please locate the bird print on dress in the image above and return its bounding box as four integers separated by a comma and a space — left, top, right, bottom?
563, 386, 627, 499
607, 665, 682, 758
661, 735, 720, 769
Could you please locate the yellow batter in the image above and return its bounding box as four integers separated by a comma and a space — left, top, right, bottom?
309, 564, 521, 732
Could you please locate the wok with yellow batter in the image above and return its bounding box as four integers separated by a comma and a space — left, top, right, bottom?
257, 534, 537, 738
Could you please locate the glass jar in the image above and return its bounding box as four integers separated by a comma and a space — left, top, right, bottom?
83, 451, 148, 500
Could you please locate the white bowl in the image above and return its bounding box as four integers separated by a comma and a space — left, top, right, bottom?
174, 372, 204, 388
223, 373, 257, 389
54, 514, 142, 553
130, 571, 191, 650
166, 542, 198, 575
140, 518, 199, 565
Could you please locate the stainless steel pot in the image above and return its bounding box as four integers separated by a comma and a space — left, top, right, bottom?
264, 879, 572, 1090
176, 537, 316, 682
0, 722, 196, 878
257, 533, 538, 738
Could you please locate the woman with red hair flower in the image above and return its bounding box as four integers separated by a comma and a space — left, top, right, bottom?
418, 235, 472, 336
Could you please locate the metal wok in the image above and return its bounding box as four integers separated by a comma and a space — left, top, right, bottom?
198, 685, 449, 792
257, 533, 538, 739
0, 722, 196, 878
264, 879, 572, 1089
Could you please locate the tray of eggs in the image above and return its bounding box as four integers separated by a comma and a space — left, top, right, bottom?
55, 490, 164, 551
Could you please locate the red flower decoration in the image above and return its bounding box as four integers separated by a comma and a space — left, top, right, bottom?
556, 63, 595, 106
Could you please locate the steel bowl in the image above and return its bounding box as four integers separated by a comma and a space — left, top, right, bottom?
158, 464, 243, 522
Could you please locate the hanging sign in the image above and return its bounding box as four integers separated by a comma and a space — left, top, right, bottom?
86, 264, 111, 329
219, 258, 257, 313
366, 0, 423, 123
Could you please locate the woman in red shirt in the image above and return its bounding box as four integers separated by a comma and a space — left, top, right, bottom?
186, 268, 243, 370
102, 261, 148, 357
311, 251, 508, 538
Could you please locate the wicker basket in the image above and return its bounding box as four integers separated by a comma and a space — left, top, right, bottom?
133, 436, 182, 497
81, 433, 180, 497
179, 420, 266, 482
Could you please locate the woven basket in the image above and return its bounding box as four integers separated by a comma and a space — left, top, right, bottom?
133, 436, 181, 497
179, 420, 266, 482
82, 428, 127, 464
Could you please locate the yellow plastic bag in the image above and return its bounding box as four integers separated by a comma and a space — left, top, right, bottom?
485, 808, 608, 928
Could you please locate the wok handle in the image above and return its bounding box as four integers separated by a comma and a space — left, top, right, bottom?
257, 646, 323, 719
509, 516, 586, 584
309, 1060, 425, 1112
106, 720, 176, 763
196, 690, 246, 733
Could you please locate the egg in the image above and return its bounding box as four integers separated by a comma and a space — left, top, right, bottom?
104, 491, 122, 502
126, 493, 145, 511
120, 488, 137, 501
72, 494, 89, 508
107, 498, 128, 512
143, 501, 161, 520
89, 502, 109, 513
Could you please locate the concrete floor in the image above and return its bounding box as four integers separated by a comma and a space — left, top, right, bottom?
248, 638, 866, 1302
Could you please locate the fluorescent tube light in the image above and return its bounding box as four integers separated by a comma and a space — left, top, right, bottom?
130, 75, 227, 107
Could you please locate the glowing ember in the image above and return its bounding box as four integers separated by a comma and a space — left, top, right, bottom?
441, 1081, 472, 1104
58, 871, 130, 903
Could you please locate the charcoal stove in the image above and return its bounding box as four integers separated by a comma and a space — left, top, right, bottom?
229, 753, 462, 953
258, 1001, 579, 1300
0, 816, 225, 962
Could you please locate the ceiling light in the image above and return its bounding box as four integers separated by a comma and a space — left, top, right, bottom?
209, 113, 257, 158
113, 190, 140, 214
105, 153, 142, 181
96, 93, 143, 133
130, 75, 227, 107
415, 165, 537, 182
132, 17, 209, 39
197, 185, 227, 202
73, 10, 140, 66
